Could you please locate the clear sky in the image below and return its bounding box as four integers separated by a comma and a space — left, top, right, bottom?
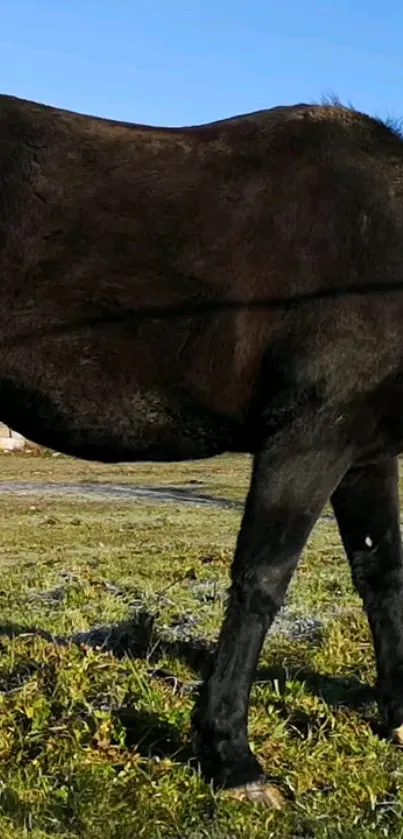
0, 0, 402, 127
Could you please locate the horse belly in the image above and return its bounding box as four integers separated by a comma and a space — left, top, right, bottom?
0, 366, 243, 463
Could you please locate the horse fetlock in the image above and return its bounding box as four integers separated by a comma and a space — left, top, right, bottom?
191, 710, 263, 788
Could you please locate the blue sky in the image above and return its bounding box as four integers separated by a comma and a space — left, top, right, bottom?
0, 0, 402, 126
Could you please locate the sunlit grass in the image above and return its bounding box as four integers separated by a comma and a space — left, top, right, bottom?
0, 452, 401, 837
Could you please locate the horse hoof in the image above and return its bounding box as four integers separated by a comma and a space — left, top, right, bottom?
220, 781, 285, 809
391, 724, 403, 746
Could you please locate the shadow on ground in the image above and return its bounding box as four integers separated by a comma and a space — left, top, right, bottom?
0, 610, 375, 765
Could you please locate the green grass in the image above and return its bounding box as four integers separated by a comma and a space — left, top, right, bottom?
0, 452, 402, 838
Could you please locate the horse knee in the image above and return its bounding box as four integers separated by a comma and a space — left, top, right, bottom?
232, 557, 296, 616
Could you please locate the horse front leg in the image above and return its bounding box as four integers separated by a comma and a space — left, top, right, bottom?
192, 429, 349, 805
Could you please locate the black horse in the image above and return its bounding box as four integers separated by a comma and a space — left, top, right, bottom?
1, 94, 403, 806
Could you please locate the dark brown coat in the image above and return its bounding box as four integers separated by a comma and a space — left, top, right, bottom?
2, 95, 403, 801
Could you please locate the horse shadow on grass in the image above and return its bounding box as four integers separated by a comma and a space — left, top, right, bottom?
0, 610, 377, 765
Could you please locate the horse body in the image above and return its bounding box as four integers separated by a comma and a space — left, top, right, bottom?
0, 95, 281, 460
2, 94, 403, 801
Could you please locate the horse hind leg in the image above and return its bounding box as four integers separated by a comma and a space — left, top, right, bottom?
332, 457, 403, 741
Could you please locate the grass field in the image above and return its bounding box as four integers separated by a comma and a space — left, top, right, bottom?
0, 451, 402, 838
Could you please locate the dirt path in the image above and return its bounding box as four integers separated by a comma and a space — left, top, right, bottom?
0, 480, 242, 508
0, 479, 340, 526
